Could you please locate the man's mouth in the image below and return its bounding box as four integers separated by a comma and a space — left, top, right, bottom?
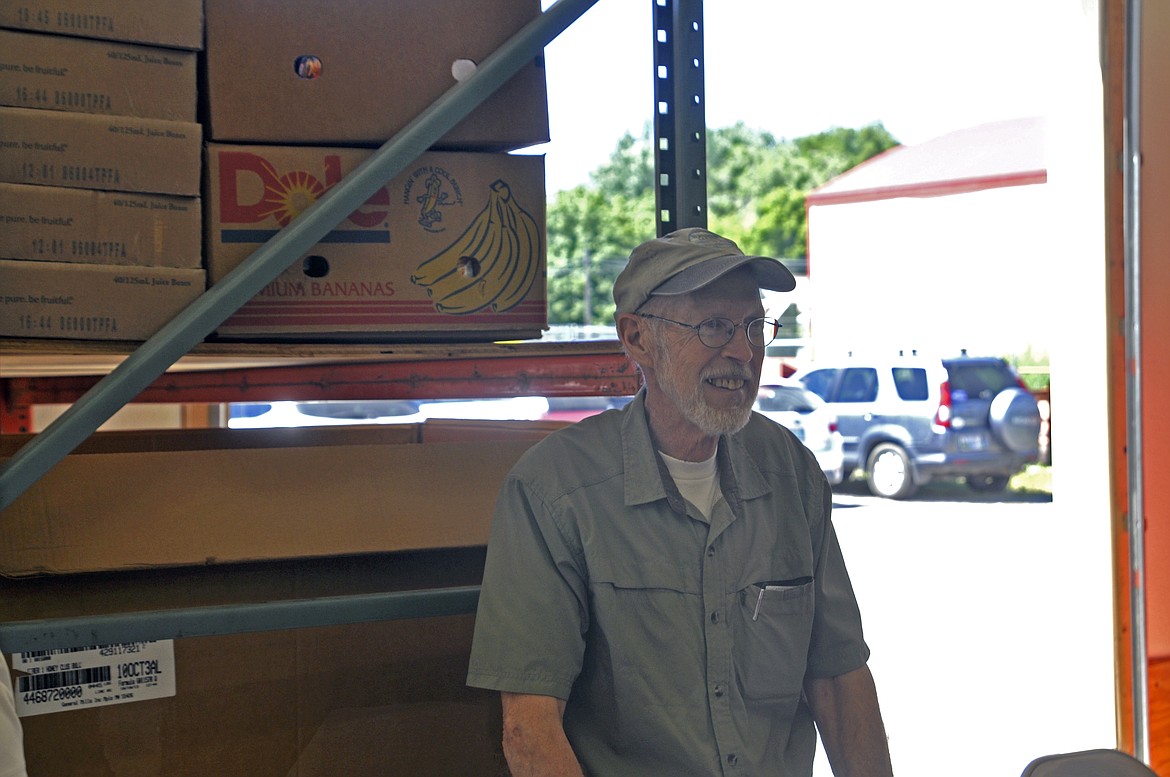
706, 376, 749, 391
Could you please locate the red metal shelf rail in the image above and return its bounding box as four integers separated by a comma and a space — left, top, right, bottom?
1, 343, 640, 434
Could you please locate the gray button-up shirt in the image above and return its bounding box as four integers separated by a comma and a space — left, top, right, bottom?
467, 391, 870, 776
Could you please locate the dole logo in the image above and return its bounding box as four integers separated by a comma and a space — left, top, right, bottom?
217, 151, 389, 228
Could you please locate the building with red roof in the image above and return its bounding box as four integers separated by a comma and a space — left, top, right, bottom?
802, 117, 1049, 360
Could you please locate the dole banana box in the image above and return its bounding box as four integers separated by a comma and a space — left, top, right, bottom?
206, 144, 546, 341
0, 29, 197, 121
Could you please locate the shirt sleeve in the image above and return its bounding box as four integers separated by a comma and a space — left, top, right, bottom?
805, 478, 872, 679
466, 470, 589, 699
1, 654, 28, 777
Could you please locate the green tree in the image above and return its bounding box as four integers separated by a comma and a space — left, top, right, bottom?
544, 122, 898, 325
589, 131, 655, 199
706, 122, 898, 258
546, 183, 653, 325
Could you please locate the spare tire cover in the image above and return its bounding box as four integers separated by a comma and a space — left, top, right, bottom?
989, 387, 1042, 453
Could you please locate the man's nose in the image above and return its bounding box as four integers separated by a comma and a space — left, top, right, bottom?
720, 325, 756, 361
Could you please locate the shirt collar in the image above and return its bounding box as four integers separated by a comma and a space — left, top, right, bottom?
620, 390, 772, 515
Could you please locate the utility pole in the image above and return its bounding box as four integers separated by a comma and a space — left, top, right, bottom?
582, 249, 592, 326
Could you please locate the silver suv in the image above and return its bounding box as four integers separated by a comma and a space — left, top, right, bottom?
792, 353, 1042, 498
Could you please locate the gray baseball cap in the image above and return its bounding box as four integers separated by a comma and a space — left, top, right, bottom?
612, 228, 796, 316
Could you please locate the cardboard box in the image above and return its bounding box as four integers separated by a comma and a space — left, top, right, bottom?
0, 423, 553, 576
0, 259, 204, 341
0, 183, 201, 268
205, 144, 547, 341
1, 549, 505, 776
0, 29, 197, 120
203, 0, 548, 149
0, 423, 562, 771
0, 106, 201, 196
0, 424, 424, 457
0, 0, 203, 50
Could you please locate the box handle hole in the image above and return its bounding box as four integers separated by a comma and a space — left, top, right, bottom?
294, 55, 322, 80
302, 255, 330, 278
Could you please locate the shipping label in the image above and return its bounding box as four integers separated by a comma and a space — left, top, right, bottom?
10, 640, 176, 717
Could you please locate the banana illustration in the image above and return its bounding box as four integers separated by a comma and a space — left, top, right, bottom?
411, 179, 541, 315
415, 173, 446, 229
415, 197, 508, 304
410, 190, 495, 287
413, 181, 513, 312
490, 195, 541, 312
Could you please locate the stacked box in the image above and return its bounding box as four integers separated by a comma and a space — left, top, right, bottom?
205, 144, 547, 341
203, 0, 549, 150
199, 0, 552, 340
0, 183, 200, 268
0, 0, 203, 49
0, 107, 200, 195
0, 28, 197, 120
0, 2, 204, 341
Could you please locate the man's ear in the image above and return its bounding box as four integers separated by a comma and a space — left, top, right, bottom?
616, 312, 656, 369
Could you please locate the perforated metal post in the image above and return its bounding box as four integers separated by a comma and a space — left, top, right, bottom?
652, 0, 707, 235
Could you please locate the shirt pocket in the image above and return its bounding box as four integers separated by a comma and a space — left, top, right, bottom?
588, 560, 705, 700
732, 580, 815, 703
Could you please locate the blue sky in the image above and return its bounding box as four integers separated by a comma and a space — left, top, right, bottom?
533, 0, 1049, 193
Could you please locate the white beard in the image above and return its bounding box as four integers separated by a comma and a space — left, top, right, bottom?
653, 341, 754, 437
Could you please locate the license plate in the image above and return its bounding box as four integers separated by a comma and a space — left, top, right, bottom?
957, 432, 987, 451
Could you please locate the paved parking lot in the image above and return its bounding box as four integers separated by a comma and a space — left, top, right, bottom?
815, 480, 1116, 777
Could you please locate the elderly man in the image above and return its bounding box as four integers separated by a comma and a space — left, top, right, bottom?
468, 227, 893, 776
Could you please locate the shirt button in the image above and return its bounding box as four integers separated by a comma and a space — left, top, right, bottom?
706, 546, 716, 557
710, 610, 720, 624
727, 753, 739, 766
713, 684, 724, 697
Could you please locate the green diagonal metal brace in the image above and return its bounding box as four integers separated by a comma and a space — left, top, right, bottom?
0, 0, 599, 511
0, 586, 481, 653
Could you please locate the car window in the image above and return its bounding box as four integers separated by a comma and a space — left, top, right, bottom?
947, 363, 1016, 399
892, 368, 929, 401
837, 368, 879, 402
757, 386, 820, 413
800, 369, 837, 400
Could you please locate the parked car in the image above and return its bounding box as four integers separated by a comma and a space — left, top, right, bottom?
227, 396, 549, 428
754, 381, 845, 485
228, 399, 427, 428
791, 353, 1042, 498
541, 395, 634, 423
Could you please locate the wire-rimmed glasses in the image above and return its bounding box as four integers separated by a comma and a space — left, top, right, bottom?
638, 314, 781, 348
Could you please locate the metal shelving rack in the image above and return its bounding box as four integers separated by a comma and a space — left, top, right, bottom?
0, 0, 708, 654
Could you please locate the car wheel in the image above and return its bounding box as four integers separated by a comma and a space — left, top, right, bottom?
865, 443, 917, 499
989, 387, 1042, 454
966, 474, 1010, 492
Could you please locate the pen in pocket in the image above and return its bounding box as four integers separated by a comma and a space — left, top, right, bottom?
751, 577, 813, 621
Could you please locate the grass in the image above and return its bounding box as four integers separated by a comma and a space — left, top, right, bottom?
838, 464, 1054, 501
1010, 464, 1053, 495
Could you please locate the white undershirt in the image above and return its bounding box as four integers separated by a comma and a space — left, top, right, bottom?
659, 449, 722, 521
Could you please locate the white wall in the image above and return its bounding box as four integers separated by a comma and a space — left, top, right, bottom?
806, 3, 1118, 772
806, 183, 1051, 360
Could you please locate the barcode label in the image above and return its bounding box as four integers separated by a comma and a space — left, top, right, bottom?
17, 646, 92, 663
17, 666, 112, 692
10, 641, 175, 717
